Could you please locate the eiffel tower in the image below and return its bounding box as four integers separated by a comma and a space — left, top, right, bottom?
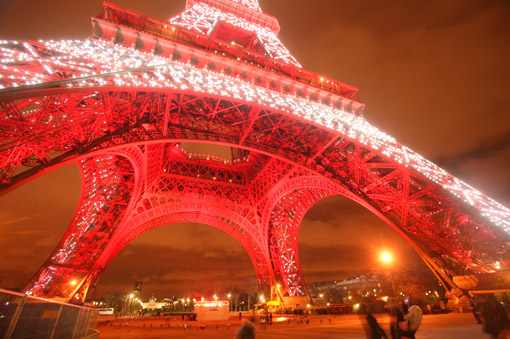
0, 0, 509, 306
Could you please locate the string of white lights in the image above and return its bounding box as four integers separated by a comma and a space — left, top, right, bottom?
231, 0, 262, 12
0, 38, 508, 230
169, 3, 301, 67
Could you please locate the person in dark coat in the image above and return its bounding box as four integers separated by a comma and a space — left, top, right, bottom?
388, 301, 404, 339
366, 312, 388, 339
360, 303, 388, 339
481, 295, 510, 339
469, 294, 482, 324
235, 320, 256, 339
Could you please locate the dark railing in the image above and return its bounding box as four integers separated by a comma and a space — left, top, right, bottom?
0, 288, 98, 339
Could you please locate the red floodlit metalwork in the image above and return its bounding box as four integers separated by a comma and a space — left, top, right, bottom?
0, 0, 509, 302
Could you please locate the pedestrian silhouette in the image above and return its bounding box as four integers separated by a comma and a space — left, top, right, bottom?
481, 295, 510, 339
235, 319, 256, 339
366, 312, 388, 339
360, 303, 387, 339
398, 304, 422, 339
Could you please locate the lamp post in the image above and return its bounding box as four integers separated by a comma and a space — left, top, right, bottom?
381, 251, 397, 297
123, 293, 134, 316
276, 284, 282, 314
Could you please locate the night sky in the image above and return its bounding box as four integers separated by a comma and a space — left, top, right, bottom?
0, 0, 508, 301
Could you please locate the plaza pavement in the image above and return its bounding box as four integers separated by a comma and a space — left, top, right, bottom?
97, 312, 489, 338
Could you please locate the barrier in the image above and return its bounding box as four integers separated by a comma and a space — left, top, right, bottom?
0, 288, 98, 338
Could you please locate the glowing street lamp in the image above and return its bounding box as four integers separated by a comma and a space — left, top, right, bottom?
125, 293, 135, 315
380, 251, 396, 297
381, 252, 392, 263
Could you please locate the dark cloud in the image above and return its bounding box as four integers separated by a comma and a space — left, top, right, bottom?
0, 165, 80, 291
268, 0, 510, 206
0, 234, 56, 289
434, 132, 510, 205
98, 226, 257, 299
0, 0, 186, 40
300, 196, 407, 249
298, 239, 425, 284
304, 195, 366, 223
299, 243, 373, 273
266, 0, 510, 167
437, 132, 510, 165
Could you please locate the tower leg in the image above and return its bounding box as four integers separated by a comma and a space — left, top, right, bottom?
24, 155, 135, 301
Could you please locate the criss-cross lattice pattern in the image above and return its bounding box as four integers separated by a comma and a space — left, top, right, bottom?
1, 0, 509, 302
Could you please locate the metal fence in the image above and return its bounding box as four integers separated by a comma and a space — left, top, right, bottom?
0, 288, 98, 339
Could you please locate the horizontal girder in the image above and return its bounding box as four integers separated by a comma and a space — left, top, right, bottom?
9, 85, 509, 300
0, 38, 506, 238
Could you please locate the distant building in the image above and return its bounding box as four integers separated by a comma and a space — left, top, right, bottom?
134, 282, 143, 294
309, 273, 392, 304
194, 300, 229, 321
142, 295, 166, 310
335, 274, 389, 298
309, 268, 442, 305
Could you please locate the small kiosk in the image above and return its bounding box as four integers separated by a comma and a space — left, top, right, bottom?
194, 300, 229, 321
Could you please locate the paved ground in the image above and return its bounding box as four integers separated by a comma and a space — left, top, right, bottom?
96, 312, 489, 338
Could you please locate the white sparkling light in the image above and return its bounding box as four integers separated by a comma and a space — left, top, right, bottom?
0, 36, 508, 232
